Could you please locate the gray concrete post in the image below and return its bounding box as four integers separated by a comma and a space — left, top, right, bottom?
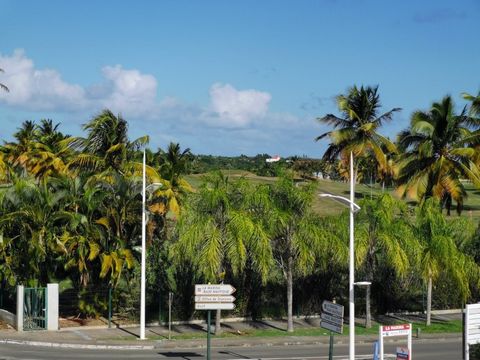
47, 283, 59, 330
16, 285, 23, 331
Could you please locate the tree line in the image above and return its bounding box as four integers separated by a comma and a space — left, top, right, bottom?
0, 83, 479, 333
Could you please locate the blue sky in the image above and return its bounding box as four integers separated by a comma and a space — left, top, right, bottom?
1, 0, 479, 156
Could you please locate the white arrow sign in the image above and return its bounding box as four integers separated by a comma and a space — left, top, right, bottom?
321, 320, 343, 334
195, 295, 235, 303
195, 284, 236, 295
322, 300, 344, 318
321, 312, 343, 326
195, 302, 235, 310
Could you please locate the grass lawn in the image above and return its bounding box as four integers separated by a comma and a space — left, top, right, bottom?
124, 319, 462, 341
186, 171, 480, 220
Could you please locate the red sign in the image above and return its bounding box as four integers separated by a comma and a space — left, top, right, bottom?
381, 324, 411, 337
383, 324, 410, 331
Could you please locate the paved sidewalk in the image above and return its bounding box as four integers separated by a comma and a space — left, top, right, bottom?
0, 317, 462, 350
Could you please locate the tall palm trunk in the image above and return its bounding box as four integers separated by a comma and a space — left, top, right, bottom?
426, 277, 432, 326
215, 309, 222, 335
365, 285, 371, 328
287, 254, 294, 332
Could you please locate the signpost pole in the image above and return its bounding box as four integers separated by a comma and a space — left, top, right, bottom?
408, 323, 412, 360
207, 310, 211, 360
168, 292, 172, 340
108, 286, 112, 329
379, 325, 384, 360
328, 332, 334, 360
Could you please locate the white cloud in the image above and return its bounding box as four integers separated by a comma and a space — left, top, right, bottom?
96, 65, 158, 115
207, 83, 271, 127
0, 50, 159, 116
0, 50, 326, 156
0, 51, 275, 129
0, 49, 86, 111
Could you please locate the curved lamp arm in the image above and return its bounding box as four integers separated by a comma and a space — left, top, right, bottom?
319, 193, 361, 213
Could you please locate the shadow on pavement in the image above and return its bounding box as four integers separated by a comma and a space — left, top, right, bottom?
248, 320, 286, 331
149, 329, 168, 339
118, 327, 139, 338
158, 351, 202, 359
219, 350, 251, 359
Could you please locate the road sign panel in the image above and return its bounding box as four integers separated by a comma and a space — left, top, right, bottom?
321, 312, 343, 326
321, 320, 343, 334
381, 324, 411, 337
195, 295, 235, 303
195, 302, 235, 310
322, 300, 344, 318
195, 284, 236, 295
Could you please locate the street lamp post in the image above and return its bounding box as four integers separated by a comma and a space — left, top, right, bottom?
319, 151, 359, 360
140, 149, 163, 340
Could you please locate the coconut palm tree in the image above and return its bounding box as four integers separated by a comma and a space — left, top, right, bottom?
462, 91, 480, 166
463, 91, 480, 118
3, 120, 38, 176
157, 142, 193, 217
316, 85, 400, 178
159, 143, 192, 185
396, 96, 480, 215
3, 120, 72, 180
69, 109, 149, 175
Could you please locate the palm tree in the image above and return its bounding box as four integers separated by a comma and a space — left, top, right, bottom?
93, 172, 140, 286
463, 91, 480, 118
159, 143, 192, 185
51, 175, 106, 288
0, 68, 9, 92
316, 85, 400, 178
413, 198, 479, 325
396, 96, 480, 215
3, 120, 38, 176
3, 120, 72, 180
0, 178, 72, 285
267, 174, 333, 332
355, 194, 419, 327
69, 109, 149, 175
157, 142, 193, 217
173, 172, 272, 334
463, 91, 480, 166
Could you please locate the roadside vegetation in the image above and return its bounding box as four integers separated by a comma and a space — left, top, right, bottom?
0, 84, 480, 334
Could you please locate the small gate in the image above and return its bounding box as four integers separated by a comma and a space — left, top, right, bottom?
23, 287, 47, 330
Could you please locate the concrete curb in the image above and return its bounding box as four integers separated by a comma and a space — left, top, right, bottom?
0, 334, 462, 351
0, 339, 155, 350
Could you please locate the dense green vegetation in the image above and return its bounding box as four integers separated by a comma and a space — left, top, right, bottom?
0, 85, 480, 334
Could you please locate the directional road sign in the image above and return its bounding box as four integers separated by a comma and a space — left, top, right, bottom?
195, 284, 236, 296
195, 295, 235, 303
321, 320, 343, 334
195, 302, 235, 310
321, 300, 344, 334
321, 312, 343, 326
322, 301, 344, 318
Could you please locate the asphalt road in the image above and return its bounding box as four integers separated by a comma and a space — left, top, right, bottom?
0, 338, 461, 360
